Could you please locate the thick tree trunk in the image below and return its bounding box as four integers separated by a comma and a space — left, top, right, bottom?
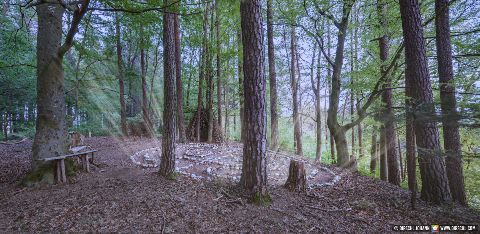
196, 4, 209, 142
32, 4, 66, 174
379, 126, 388, 181
239, 0, 269, 202
400, 0, 451, 204
267, 0, 279, 151
290, 27, 303, 156
174, 12, 187, 143
435, 0, 466, 205
378, 0, 400, 185
159, 0, 177, 178
284, 160, 306, 192
370, 126, 378, 173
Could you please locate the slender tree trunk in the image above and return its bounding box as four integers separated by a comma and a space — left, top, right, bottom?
379, 126, 388, 181
237, 30, 244, 142
115, 14, 127, 137
239, 0, 269, 201
267, 0, 279, 151
206, 7, 214, 143
397, 132, 405, 180
159, 0, 177, 177
400, 0, 451, 204
326, 1, 355, 168
140, 32, 152, 136
174, 12, 186, 143
435, 0, 466, 205
215, 1, 223, 134
290, 27, 303, 156
313, 45, 322, 162
370, 126, 378, 173
378, 0, 400, 185
406, 86, 417, 208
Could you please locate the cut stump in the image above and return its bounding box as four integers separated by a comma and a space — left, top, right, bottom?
284, 160, 306, 192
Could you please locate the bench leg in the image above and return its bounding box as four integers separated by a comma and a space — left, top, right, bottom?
82, 155, 90, 173
56, 161, 62, 183
59, 159, 67, 183
89, 152, 94, 164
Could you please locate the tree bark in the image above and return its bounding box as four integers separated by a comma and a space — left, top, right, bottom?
116, 14, 127, 136
239, 0, 269, 202
237, 30, 244, 142
284, 160, 306, 192
215, 1, 223, 135
326, 1, 354, 168
290, 27, 303, 157
140, 30, 152, 137
370, 126, 378, 173
400, 0, 451, 204
435, 0, 466, 205
312, 45, 322, 162
406, 65, 417, 208
174, 11, 187, 143
196, 3, 209, 142
267, 0, 279, 151
377, 0, 401, 186
206, 7, 214, 143
379, 126, 388, 180
159, 0, 177, 178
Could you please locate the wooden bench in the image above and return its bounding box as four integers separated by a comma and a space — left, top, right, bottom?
39, 150, 97, 183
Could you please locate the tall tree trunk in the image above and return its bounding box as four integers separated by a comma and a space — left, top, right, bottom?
174, 11, 186, 143
140, 31, 152, 136
326, 1, 354, 168
32, 3, 66, 171
267, 0, 279, 151
215, 1, 223, 134
435, 0, 466, 205
314, 45, 322, 162
290, 27, 303, 157
378, 0, 401, 185
379, 126, 388, 181
31, 0, 89, 181
237, 30, 244, 142
206, 6, 214, 143
159, 0, 177, 178
406, 83, 417, 208
399, 0, 451, 204
326, 23, 334, 163
370, 126, 378, 173
239, 0, 269, 202
196, 3, 209, 142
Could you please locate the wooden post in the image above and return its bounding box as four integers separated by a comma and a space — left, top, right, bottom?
59, 159, 66, 183
284, 160, 307, 192
82, 154, 90, 173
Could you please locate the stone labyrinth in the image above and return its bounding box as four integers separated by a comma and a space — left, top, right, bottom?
130, 143, 340, 188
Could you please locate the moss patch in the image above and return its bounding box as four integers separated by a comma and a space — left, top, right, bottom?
251, 192, 272, 206
22, 162, 55, 186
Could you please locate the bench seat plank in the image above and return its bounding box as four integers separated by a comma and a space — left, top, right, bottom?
39, 150, 98, 161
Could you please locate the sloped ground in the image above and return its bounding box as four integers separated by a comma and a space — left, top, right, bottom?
0, 137, 479, 233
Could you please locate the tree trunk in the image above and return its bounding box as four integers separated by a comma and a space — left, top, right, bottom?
400, 0, 451, 204
140, 33, 152, 136
326, 1, 354, 168
196, 4, 210, 142
206, 8, 214, 143
378, 0, 401, 186
159, 0, 177, 178
435, 0, 466, 205
32, 3, 66, 174
370, 126, 378, 173
239, 0, 269, 202
379, 126, 388, 181
215, 1, 223, 135
290, 27, 303, 157
237, 30, 244, 142
313, 45, 322, 162
284, 160, 306, 192
174, 12, 187, 143
267, 0, 279, 151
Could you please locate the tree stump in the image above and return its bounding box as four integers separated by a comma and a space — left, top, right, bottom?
284, 160, 306, 192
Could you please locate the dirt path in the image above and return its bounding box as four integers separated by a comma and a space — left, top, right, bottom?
0, 137, 478, 233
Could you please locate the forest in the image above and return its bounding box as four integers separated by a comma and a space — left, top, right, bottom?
0, 0, 479, 232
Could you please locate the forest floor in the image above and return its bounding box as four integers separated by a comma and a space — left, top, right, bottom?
0, 137, 479, 233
